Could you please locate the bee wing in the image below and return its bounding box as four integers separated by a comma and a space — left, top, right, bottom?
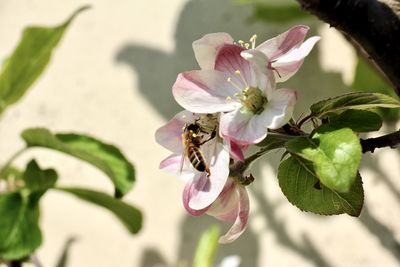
179, 149, 187, 174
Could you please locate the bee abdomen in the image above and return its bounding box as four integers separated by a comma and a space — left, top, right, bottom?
188, 146, 207, 172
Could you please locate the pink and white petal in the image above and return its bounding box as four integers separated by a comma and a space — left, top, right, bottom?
173, 70, 241, 113
155, 110, 195, 154
206, 180, 239, 222
241, 49, 276, 99
219, 186, 250, 244
255, 88, 297, 129
188, 140, 230, 210
256, 25, 309, 59
159, 154, 195, 182
183, 177, 209, 216
230, 141, 245, 162
220, 109, 268, 145
272, 36, 320, 82
193, 32, 234, 70
214, 44, 254, 88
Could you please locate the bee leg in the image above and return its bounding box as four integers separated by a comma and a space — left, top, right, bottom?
205, 167, 211, 177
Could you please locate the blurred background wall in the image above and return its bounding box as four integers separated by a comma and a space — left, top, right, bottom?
0, 0, 399, 266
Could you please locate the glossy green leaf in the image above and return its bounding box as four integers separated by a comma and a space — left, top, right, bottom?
278, 156, 364, 216
21, 128, 135, 198
310, 92, 400, 119
0, 6, 89, 115
0, 192, 42, 260
351, 57, 400, 122
286, 126, 361, 192
55, 187, 142, 234
328, 110, 382, 132
192, 225, 220, 267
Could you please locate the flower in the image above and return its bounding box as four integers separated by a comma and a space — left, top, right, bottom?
155, 110, 230, 210
191, 25, 320, 82
172, 29, 306, 144
184, 178, 250, 244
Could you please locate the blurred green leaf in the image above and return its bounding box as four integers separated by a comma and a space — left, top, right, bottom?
351, 57, 400, 122
0, 192, 41, 260
249, 3, 310, 23
21, 128, 135, 198
192, 225, 220, 267
0, 6, 90, 115
23, 159, 57, 192
310, 92, 400, 119
286, 126, 361, 192
278, 156, 364, 216
55, 187, 142, 234
328, 110, 382, 132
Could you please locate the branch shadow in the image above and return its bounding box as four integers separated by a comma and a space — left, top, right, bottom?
54, 237, 78, 267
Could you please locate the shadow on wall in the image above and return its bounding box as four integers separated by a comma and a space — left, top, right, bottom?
116, 0, 400, 266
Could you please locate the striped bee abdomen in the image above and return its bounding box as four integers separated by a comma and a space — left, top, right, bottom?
187, 146, 207, 172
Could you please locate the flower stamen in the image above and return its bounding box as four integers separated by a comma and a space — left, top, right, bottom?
250, 34, 257, 49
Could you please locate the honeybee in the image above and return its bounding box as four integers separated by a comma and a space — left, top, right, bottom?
181, 118, 216, 177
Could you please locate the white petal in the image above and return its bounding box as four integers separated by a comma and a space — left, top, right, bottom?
155, 110, 195, 154
193, 32, 234, 70
220, 110, 267, 145
173, 70, 241, 113
188, 140, 230, 210
218, 186, 250, 244
256, 88, 297, 129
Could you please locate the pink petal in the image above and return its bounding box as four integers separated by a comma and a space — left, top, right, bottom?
219, 110, 268, 145
172, 70, 241, 113
206, 180, 239, 222
218, 186, 250, 244
193, 32, 234, 70
155, 110, 195, 154
272, 36, 320, 82
159, 154, 195, 182
187, 140, 230, 210
230, 141, 245, 162
256, 25, 309, 60
255, 88, 297, 129
214, 44, 256, 88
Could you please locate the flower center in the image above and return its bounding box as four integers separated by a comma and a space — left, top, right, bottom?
239, 87, 267, 114
226, 70, 267, 115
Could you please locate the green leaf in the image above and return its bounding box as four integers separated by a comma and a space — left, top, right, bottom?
249, 3, 310, 23
21, 128, 135, 198
192, 225, 220, 267
278, 156, 364, 216
328, 110, 382, 132
0, 192, 42, 260
55, 187, 142, 234
286, 126, 361, 192
310, 92, 400, 119
0, 6, 90, 115
23, 160, 57, 192
351, 57, 400, 122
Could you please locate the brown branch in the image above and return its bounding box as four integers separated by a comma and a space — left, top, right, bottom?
360, 129, 400, 153
296, 0, 400, 96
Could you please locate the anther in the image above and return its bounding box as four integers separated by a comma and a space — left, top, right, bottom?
250, 34, 257, 49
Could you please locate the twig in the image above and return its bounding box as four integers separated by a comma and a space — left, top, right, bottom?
360, 129, 400, 153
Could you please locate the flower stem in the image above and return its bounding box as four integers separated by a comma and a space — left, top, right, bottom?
0, 147, 27, 179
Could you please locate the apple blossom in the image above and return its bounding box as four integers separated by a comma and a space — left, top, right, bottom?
173, 39, 298, 145
155, 110, 230, 210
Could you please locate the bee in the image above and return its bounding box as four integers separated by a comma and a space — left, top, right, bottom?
181, 119, 216, 177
